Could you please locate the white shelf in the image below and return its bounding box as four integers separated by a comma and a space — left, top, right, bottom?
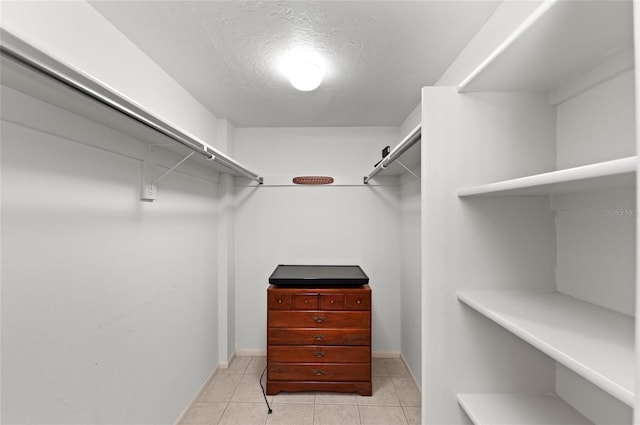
457, 393, 592, 425
456, 291, 635, 406
458, 0, 633, 93
0, 29, 262, 182
457, 156, 636, 197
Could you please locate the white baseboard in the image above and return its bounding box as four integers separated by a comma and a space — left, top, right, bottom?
372, 351, 401, 358
218, 351, 236, 369
235, 349, 266, 356
400, 353, 421, 392
173, 364, 220, 425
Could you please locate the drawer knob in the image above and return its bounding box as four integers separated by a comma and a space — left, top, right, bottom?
313, 334, 325, 340
312, 351, 326, 358
330, 300, 334, 304
312, 369, 327, 376
312, 316, 326, 323
356, 300, 361, 304
278, 299, 282, 304
304, 299, 308, 304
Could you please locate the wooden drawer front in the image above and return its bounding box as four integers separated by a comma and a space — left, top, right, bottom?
294, 294, 318, 309
269, 346, 370, 363
319, 294, 345, 310
268, 292, 293, 310
267, 328, 370, 346
345, 293, 371, 310
268, 311, 369, 329
269, 363, 370, 382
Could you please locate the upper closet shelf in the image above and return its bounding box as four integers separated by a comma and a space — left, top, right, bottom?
457, 156, 636, 197
0, 29, 263, 184
457, 393, 592, 425
457, 290, 635, 406
458, 0, 633, 93
364, 124, 421, 184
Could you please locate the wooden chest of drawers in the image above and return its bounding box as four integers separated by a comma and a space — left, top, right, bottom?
266, 285, 372, 396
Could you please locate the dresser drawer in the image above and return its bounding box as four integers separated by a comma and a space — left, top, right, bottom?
268, 363, 370, 382
269, 346, 370, 363
268, 311, 370, 328
345, 293, 371, 310
294, 294, 319, 309
268, 292, 293, 310
267, 328, 370, 346
319, 294, 345, 310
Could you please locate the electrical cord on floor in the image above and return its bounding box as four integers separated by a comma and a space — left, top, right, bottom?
259, 366, 273, 414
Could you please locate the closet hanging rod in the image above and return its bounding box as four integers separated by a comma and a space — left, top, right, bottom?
0, 29, 263, 184
364, 123, 421, 184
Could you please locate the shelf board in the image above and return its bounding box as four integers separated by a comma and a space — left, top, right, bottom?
457, 393, 592, 425
0, 31, 259, 180
458, 0, 633, 93
457, 156, 636, 197
456, 290, 634, 406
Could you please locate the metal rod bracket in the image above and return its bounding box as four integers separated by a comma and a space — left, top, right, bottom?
141, 146, 158, 202
140, 149, 196, 202
151, 151, 195, 185
396, 159, 420, 180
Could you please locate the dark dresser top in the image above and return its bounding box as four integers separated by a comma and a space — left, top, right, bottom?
268, 265, 369, 287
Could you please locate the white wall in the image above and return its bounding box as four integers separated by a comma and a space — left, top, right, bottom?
216, 120, 237, 363
400, 178, 421, 384
556, 69, 636, 169
397, 108, 422, 384
553, 188, 636, 317
233, 127, 402, 353
1, 0, 220, 149
1, 3, 232, 422
1, 87, 221, 424
635, 4, 640, 422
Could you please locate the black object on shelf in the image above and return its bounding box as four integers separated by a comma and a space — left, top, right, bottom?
269, 265, 369, 287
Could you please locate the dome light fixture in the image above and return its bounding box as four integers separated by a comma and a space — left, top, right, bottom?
287, 61, 323, 91
280, 50, 325, 92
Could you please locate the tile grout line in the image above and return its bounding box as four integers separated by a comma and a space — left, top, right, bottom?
214, 400, 230, 425
196, 355, 419, 425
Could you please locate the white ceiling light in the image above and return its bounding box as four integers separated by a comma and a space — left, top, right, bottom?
280, 50, 325, 92
287, 61, 324, 91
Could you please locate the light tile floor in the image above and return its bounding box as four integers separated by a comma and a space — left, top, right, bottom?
179, 356, 421, 425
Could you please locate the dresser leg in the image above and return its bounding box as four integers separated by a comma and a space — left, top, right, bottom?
357, 384, 372, 396
265, 383, 279, 396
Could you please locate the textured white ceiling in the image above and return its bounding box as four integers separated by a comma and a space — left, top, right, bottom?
90, 1, 500, 127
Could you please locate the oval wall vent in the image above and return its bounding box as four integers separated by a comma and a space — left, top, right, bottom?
292, 176, 334, 185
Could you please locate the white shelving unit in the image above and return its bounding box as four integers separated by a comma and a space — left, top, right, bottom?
420, 1, 637, 424
457, 393, 592, 425
457, 156, 636, 197
457, 291, 634, 406
458, 0, 633, 93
